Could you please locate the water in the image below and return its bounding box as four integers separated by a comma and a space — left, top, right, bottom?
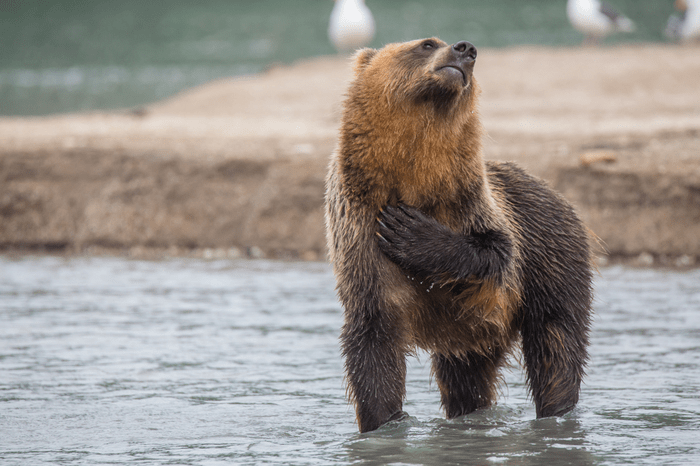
1, 256, 699, 465
0, 0, 678, 116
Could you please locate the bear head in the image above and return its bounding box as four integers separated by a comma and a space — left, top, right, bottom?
349, 38, 479, 116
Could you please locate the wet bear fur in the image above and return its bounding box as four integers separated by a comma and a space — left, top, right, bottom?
324, 38, 593, 433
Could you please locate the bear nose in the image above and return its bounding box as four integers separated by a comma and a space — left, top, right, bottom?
452, 41, 477, 61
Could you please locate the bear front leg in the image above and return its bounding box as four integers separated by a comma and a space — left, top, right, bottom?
376, 204, 512, 283
341, 312, 408, 432
329, 199, 411, 433
431, 350, 505, 419
521, 315, 590, 418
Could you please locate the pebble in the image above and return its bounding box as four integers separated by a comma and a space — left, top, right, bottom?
636, 252, 654, 266
675, 255, 695, 268
248, 246, 265, 259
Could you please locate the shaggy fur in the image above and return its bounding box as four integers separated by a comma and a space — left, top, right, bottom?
325, 38, 593, 433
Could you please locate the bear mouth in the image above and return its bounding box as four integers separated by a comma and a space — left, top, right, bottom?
436, 65, 467, 86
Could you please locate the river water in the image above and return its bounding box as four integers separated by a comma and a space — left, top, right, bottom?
0, 0, 678, 116
1, 256, 699, 465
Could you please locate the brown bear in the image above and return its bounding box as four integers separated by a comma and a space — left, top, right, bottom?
324, 38, 593, 433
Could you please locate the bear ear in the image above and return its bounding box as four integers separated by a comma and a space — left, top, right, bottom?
353, 48, 377, 74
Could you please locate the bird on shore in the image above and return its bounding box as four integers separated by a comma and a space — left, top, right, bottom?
328, 0, 375, 53
666, 0, 700, 42
567, 0, 636, 44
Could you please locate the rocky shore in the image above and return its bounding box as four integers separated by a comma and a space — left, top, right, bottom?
1, 43, 699, 266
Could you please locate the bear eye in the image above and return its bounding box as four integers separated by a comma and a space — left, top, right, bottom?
421, 40, 437, 51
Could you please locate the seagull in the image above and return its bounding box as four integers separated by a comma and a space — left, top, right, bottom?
567, 0, 636, 44
328, 0, 375, 53
665, 0, 700, 42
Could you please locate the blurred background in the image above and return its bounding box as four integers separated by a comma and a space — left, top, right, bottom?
2, 4, 700, 464
0, 0, 679, 116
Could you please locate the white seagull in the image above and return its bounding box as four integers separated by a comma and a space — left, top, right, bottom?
666, 0, 700, 42
567, 0, 636, 44
328, 0, 375, 53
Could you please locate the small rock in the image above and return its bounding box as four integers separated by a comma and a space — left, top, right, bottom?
635, 252, 654, 267
227, 247, 242, 259
248, 246, 265, 259
579, 150, 617, 167
675, 255, 695, 268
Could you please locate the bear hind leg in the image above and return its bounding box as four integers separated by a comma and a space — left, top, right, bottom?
521, 317, 590, 418
431, 350, 504, 419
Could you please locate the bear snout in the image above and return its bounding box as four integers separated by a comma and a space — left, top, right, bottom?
434, 41, 477, 87
452, 41, 477, 62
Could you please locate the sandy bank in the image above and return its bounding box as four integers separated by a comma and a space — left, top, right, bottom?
1, 43, 700, 266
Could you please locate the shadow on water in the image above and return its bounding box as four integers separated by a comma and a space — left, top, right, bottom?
344, 407, 597, 466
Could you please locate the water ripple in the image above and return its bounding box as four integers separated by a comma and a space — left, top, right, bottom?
1, 257, 699, 465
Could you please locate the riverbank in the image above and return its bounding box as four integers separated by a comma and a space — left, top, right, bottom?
2, 43, 700, 266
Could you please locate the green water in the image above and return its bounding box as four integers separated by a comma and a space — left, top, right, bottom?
0, 0, 677, 116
